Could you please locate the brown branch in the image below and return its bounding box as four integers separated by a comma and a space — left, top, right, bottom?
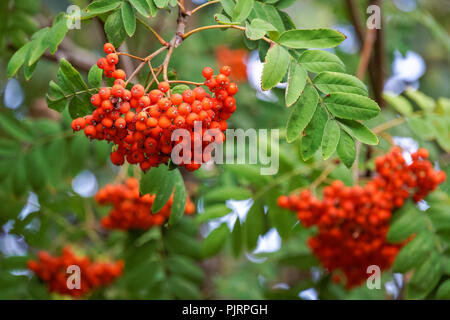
345, 0, 365, 41
356, 28, 377, 79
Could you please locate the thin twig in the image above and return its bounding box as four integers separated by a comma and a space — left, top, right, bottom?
136, 17, 169, 46
182, 24, 272, 44
145, 67, 162, 91
356, 28, 376, 80
168, 80, 203, 86
372, 117, 405, 134
188, 0, 220, 15
117, 52, 146, 61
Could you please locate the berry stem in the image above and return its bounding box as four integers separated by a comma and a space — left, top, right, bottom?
116, 52, 146, 62
372, 117, 406, 134
188, 0, 220, 15
168, 80, 203, 86
182, 25, 273, 44
136, 17, 169, 46
145, 66, 163, 91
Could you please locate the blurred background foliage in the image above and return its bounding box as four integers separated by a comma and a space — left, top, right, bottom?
0, 0, 449, 300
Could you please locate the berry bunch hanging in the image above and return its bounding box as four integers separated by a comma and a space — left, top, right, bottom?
95, 178, 195, 230
277, 147, 446, 288
27, 247, 123, 297
71, 43, 239, 172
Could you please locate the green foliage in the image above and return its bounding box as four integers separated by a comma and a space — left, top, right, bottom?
1, 0, 450, 302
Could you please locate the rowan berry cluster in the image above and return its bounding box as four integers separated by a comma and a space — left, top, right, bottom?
278, 147, 446, 288
95, 178, 195, 230
71, 43, 239, 172
27, 246, 123, 297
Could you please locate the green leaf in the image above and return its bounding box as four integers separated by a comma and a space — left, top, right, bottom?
203, 186, 252, 202
324, 93, 380, 120
214, 13, 234, 25
57, 67, 75, 94
28, 27, 50, 66
202, 223, 229, 258
168, 276, 202, 299
338, 119, 378, 145
407, 115, 436, 140
406, 252, 442, 299
196, 204, 231, 223
104, 10, 127, 47
146, 0, 158, 16
387, 201, 425, 243
285, 60, 307, 107
393, 232, 434, 273
171, 85, 190, 95
86, 0, 122, 15
122, 1, 136, 36
300, 105, 328, 160
321, 119, 340, 159
245, 201, 265, 250
251, 2, 284, 32
261, 44, 290, 90
169, 169, 186, 226
167, 255, 204, 283
23, 46, 38, 81
139, 165, 176, 213
27, 148, 48, 190
231, 217, 243, 257
129, 0, 151, 17
245, 18, 277, 40
12, 155, 28, 196
154, 0, 169, 9
298, 49, 345, 73
436, 280, 450, 299
88, 65, 103, 88
7, 43, 32, 78
0, 113, 33, 142
428, 203, 450, 231
47, 14, 69, 54
278, 29, 346, 49
286, 84, 318, 142
59, 59, 88, 91
313, 71, 368, 96
336, 129, 356, 168
220, 0, 235, 16
68, 97, 92, 119
383, 92, 413, 116
405, 88, 435, 112
232, 0, 254, 22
